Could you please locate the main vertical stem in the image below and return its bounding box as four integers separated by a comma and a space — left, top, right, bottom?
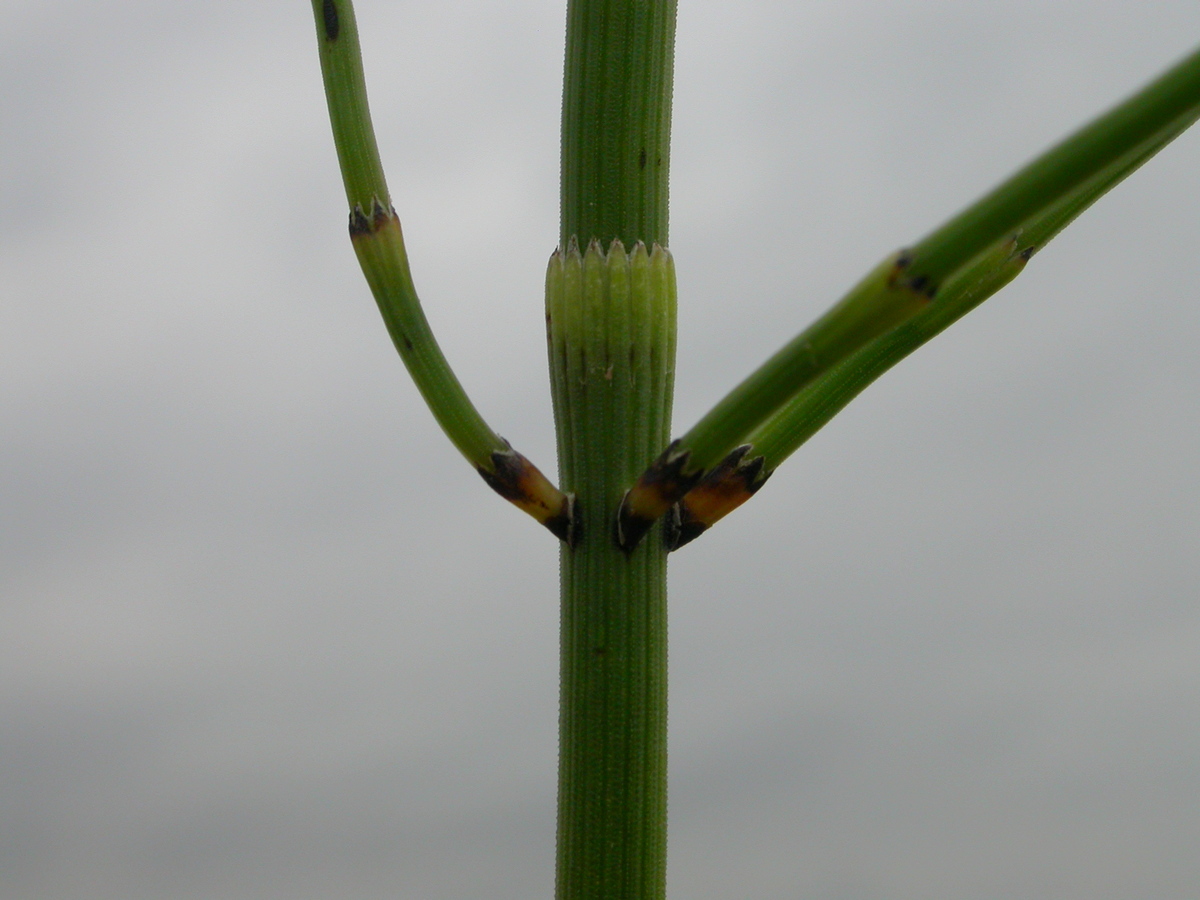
561, 0, 676, 250
553, 2, 678, 899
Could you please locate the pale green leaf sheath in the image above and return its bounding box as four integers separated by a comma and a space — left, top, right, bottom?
311, 0, 574, 542
620, 41, 1200, 552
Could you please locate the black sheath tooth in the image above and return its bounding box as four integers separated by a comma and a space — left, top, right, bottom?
348, 205, 371, 236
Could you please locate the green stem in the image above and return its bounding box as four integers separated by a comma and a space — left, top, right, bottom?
675, 252, 929, 475
561, 0, 676, 249
311, 0, 493, 462
906, 43, 1200, 292
750, 103, 1200, 477
620, 41, 1200, 549
666, 102, 1200, 548
549, 241, 676, 900
617, 251, 931, 550
554, 3, 678, 898
311, 0, 573, 538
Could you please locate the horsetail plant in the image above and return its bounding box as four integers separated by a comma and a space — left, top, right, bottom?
310, 1, 1200, 897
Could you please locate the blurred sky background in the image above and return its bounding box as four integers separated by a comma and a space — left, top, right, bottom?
3, 2, 1200, 898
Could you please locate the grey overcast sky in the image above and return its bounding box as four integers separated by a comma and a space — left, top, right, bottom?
3, 2, 1200, 898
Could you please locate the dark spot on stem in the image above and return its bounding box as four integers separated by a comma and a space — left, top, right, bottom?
348, 206, 372, 236
616, 440, 703, 552
594, 647, 607, 658
478, 452, 526, 503
907, 273, 933, 297
665, 447, 772, 551
543, 498, 581, 548
322, 0, 340, 41
638, 148, 648, 170
665, 507, 708, 551
477, 449, 579, 548
371, 198, 393, 229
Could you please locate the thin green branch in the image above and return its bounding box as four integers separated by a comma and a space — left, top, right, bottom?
905, 43, 1200, 292
618, 42, 1200, 552
667, 103, 1200, 548
616, 251, 933, 550
311, 0, 573, 541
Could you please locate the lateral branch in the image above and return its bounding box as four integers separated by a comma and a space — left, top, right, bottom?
313, 0, 574, 544
621, 43, 1200, 553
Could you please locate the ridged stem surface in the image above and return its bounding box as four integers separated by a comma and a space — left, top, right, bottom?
549, 241, 676, 900
561, 0, 676, 249
555, 4, 678, 897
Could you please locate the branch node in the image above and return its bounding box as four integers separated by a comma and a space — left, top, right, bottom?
478, 444, 578, 547
666, 446, 770, 551
616, 440, 702, 552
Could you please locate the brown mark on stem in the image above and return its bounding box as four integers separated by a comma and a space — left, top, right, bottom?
349, 206, 372, 237
348, 198, 397, 238
478, 444, 579, 547
615, 440, 703, 553
665, 445, 770, 551
892, 248, 940, 300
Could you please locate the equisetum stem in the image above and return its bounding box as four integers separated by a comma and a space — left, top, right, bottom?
561, 0, 676, 249
549, 241, 676, 900
906, 43, 1200, 290
621, 40, 1200, 551
554, 2, 678, 898
667, 101, 1200, 549
311, 0, 574, 540
617, 252, 933, 550
747, 106, 1200, 471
